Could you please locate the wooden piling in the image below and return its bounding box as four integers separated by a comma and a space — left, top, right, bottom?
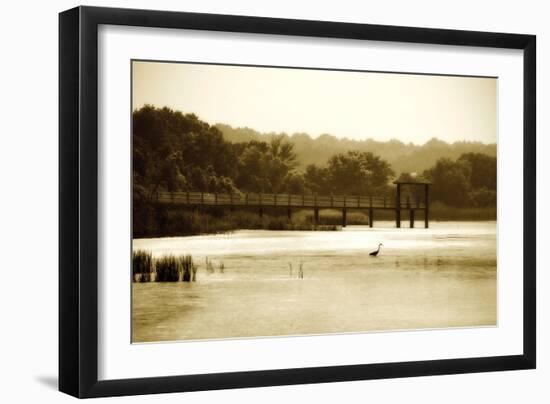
396, 183, 401, 228
424, 184, 430, 228
369, 207, 374, 228
410, 209, 415, 228
342, 208, 347, 227
314, 207, 319, 225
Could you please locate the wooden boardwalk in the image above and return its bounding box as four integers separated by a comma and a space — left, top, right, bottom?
156, 191, 425, 210
155, 181, 431, 228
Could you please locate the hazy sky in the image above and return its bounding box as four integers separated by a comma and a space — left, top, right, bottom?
132, 61, 497, 145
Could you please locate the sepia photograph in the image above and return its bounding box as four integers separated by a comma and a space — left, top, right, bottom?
131, 60, 497, 343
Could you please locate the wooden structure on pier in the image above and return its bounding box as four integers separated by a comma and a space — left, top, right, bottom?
393, 181, 431, 229
155, 181, 431, 228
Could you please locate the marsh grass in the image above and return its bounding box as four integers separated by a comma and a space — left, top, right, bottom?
132, 250, 153, 282
205, 257, 215, 273
139, 208, 346, 237
178, 254, 195, 282
132, 252, 200, 282
155, 255, 180, 282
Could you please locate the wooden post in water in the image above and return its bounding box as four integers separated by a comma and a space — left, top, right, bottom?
424, 184, 430, 228
395, 184, 401, 228
410, 209, 415, 228
313, 193, 319, 226
369, 207, 374, 228
342, 208, 347, 227
287, 194, 292, 220
314, 207, 319, 226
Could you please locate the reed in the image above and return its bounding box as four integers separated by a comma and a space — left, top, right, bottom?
205, 257, 215, 273
155, 255, 180, 282
132, 250, 153, 282
178, 254, 195, 282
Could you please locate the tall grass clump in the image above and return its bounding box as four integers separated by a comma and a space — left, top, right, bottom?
205, 257, 215, 273
132, 250, 153, 282
179, 254, 197, 282
155, 255, 180, 282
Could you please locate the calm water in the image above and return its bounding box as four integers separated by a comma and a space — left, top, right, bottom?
132, 221, 497, 343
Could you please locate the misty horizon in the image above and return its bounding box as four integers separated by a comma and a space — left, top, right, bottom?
133, 104, 496, 148
132, 61, 497, 145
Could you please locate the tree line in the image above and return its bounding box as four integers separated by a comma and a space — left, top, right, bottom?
216, 123, 496, 175
133, 106, 496, 236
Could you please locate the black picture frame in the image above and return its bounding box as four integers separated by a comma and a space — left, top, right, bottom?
59, 6, 536, 398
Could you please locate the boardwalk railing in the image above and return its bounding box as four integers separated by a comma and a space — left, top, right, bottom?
154, 186, 431, 229
155, 191, 427, 210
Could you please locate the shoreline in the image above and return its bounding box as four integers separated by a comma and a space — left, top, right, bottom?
133, 218, 497, 240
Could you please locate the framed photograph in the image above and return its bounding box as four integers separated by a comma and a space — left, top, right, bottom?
59, 6, 536, 398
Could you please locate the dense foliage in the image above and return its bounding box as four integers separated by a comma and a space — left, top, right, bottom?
422, 153, 496, 207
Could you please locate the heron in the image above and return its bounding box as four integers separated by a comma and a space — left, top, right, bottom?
369, 243, 383, 257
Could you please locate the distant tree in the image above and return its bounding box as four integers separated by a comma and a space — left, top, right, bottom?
216, 124, 496, 175
468, 187, 497, 207
269, 135, 297, 167
284, 173, 306, 194
325, 151, 394, 195
303, 165, 330, 194
423, 158, 472, 207
458, 152, 496, 190
235, 144, 268, 192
